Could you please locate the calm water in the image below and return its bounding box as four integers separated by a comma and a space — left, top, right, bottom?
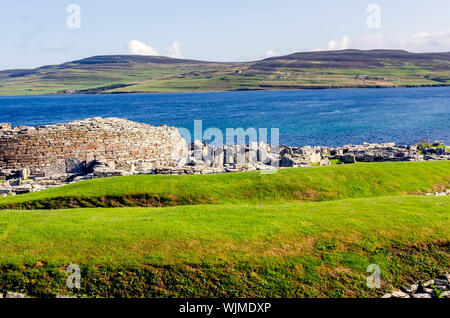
0, 87, 449, 146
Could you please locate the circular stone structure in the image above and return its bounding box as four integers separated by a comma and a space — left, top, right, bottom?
0, 117, 187, 176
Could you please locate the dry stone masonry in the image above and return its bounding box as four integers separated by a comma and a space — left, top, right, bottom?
382, 272, 450, 298
0, 117, 187, 175
0, 117, 449, 196
0, 117, 187, 196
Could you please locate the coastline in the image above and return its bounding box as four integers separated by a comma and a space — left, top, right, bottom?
1, 82, 449, 97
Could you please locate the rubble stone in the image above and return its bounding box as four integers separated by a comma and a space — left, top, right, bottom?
402, 284, 419, 293
391, 290, 408, 298
382, 272, 449, 299
5, 292, 26, 298
412, 293, 431, 298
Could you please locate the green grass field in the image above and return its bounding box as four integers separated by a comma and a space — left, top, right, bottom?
1, 161, 449, 209
0, 196, 448, 297
0, 161, 449, 297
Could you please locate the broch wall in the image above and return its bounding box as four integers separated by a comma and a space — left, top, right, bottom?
0, 117, 187, 176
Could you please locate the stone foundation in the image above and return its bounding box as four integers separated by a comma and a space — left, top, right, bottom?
0, 117, 449, 197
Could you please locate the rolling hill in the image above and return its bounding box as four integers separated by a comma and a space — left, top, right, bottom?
1, 49, 450, 95
0, 161, 449, 297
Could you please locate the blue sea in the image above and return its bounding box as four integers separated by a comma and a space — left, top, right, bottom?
0, 87, 449, 146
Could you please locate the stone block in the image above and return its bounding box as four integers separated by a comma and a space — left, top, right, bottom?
225, 146, 234, 164
342, 154, 356, 164
280, 156, 294, 167
18, 167, 30, 180
43, 160, 66, 176
235, 145, 246, 165
0, 123, 11, 130
5, 292, 26, 298
213, 146, 224, 167
65, 158, 86, 175
319, 158, 330, 166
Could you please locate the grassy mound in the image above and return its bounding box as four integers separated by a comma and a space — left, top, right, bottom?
0, 195, 449, 297
1, 161, 449, 209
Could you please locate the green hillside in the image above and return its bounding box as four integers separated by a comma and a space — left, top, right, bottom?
1, 49, 450, 95
0, 196, 448, 297
1, 161, 449, 209
0, 161, 449, 297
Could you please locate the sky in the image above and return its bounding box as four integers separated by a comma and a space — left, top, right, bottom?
1, 0, 450, 70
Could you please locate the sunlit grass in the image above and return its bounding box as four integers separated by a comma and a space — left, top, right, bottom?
1, 161, 448, 209
1, 195, 448, 266
0, 195, 448, 297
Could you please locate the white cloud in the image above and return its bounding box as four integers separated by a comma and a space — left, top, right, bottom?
326, 31, 450, 52
328, 36, 350, 50
127, 40, 158, 56
168, 42, 183, 59
248, 50, 281, 60
265, 50, 278, 57
356, 31, 450, 52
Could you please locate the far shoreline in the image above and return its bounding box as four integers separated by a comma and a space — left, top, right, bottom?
0, 83, 449, 98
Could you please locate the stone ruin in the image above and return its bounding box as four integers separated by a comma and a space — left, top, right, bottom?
0, 117, 187, 196
0, 117, 187, 175
182, 141, 449, 173
0, 117, 449, 197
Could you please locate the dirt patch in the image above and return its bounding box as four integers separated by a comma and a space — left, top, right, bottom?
0, 193, 216, 210
410, 183, 449, 195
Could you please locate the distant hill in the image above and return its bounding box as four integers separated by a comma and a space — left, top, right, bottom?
1, 49, 449, 95
256, 49, 450, 69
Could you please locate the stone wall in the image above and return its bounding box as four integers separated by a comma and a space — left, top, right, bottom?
0, 117, 187, 176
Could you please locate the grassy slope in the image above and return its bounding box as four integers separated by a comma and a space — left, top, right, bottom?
0, 161, 449, 297
2, 196, 448, 265
1, 50, 450, 95
1, 161, 449, 209
0, 196, 448, 297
